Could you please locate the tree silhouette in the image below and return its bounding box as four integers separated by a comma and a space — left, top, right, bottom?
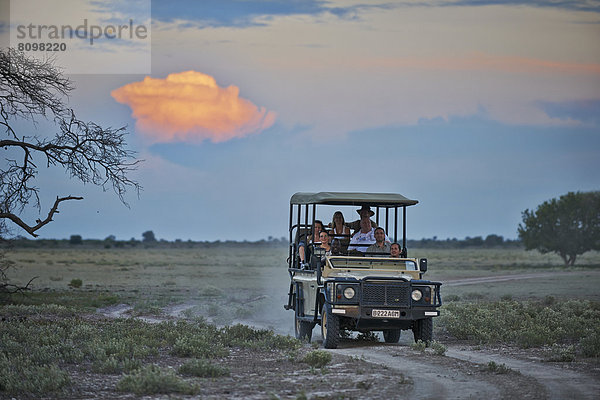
518, 191, 600, 266
142, 230, 156, 243
0, 48, 140, 238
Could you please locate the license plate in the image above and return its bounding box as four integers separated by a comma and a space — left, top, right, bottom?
372, 309, 400, 318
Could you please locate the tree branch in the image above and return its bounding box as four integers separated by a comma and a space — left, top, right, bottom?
1, 48, 141, 238
0, 196, 83, 237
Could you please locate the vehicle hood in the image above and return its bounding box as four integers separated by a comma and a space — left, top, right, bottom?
326, 270, 415, 281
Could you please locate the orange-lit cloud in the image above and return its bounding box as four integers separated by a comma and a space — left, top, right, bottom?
111, 71, 276, 143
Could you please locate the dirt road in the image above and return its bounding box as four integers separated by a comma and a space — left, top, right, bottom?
441, 271, 579, 287
96, 271, 600, 399
325, 336, 599, 400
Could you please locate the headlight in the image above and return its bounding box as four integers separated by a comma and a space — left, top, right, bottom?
343, 287, 356, 299
411, 289, 423, 301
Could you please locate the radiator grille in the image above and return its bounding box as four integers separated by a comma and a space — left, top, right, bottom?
362, 282, 410, 307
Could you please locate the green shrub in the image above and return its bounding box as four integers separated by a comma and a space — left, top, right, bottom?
92, 356, 142, 374
171, 336, 229, 358
302, 350, 332, 368
439, 299, 600, 354
546, 344, 575, 362
579, 331, 600, 357
178, 359, 230, 377
485, 361, 513, 374
0, 305, 302, 396
68, 278, 82, 288
431, 340, 447, 356
116, 365, 198, 395
221, 324, 300, 351
411, 340, 426, 352
0, 354, 70, 395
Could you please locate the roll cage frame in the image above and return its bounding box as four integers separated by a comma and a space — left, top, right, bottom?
287, 192, 419, 270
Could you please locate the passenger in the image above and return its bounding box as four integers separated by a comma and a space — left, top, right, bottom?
347, 217, 376, 253
331, 239, 343, 256
330, 211, 351, 250
390, 242, 402, 258
347, 205, 378, 233
298, 220, 325, 266
318, 231, 332, 257
366, 227, 391, 254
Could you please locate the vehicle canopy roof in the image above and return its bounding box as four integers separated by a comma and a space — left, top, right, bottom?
290, 192, 418, 207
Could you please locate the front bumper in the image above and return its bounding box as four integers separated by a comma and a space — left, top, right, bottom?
331, 305, 439, 319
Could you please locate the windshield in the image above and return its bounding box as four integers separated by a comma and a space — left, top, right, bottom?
329, 257, 417, 271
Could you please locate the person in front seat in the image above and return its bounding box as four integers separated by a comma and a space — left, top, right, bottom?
366, 227, 391, 254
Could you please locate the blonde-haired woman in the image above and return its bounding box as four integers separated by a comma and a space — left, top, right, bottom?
330, 211, 351, 250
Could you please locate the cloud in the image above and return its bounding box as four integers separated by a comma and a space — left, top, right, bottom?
150, 0, 393, 28
111, 71, 276, 143
538, 99, 600, 125
359, 53, 600, 75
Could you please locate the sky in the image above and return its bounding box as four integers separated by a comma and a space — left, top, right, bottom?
1, 0, 599, 241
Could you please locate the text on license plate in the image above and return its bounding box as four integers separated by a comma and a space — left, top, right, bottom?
372, 309, 400, 318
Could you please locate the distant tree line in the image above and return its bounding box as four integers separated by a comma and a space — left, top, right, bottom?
407, 234, 521, 249
5, 233, 520, 249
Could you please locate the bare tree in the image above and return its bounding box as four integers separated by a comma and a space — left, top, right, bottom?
0, 48, 140, 238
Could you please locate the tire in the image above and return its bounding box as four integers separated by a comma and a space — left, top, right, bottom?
295, 313, 313, 342
412, 317, 433, 346
321, 305, 340, 349
383, 329, 401, 343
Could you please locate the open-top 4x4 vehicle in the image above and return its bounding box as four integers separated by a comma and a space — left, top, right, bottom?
285, 192, 442, 349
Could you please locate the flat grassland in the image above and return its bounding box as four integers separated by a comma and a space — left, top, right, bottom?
6, 246, 600, 330
2, 245, 600, 399
7, 245, 600, 302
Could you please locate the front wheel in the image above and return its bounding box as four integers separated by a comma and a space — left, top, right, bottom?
295, 313, 314, 342
321, 305, 340, 349
383, 329, 401, 343
412, 317, 433, 345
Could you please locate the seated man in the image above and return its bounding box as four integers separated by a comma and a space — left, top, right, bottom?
366, 227, 391, 254
347, 205, 378, 233
347, 218, 376, 253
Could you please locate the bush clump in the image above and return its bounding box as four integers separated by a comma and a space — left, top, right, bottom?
0, 304, 304, 396
68, 278, 83, 288
116, 365, 198, 395
178, 359, 230, 377
302, 350, 332, 368
0, 354, 70, 395
440, 299, 600, 356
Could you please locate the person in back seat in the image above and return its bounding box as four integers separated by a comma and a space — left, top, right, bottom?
298, 220, 325, 267
347, 206, 378, 233
347, 217, 375, 253
329, 211, 351, 250
318, 230, 332, 257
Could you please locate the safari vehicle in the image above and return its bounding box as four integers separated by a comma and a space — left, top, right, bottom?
284, 192, 442, 349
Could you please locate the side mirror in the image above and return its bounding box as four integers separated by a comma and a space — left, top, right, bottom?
419, 258, 428, 273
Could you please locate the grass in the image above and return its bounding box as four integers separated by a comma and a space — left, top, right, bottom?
0, 303, 300, 396
116, 365, 199, 395
485, 361, 515, 374
440, 298, 600, 356
178, 359, 230, 377
1, 246, 599, 395
301, 350, 332, 368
